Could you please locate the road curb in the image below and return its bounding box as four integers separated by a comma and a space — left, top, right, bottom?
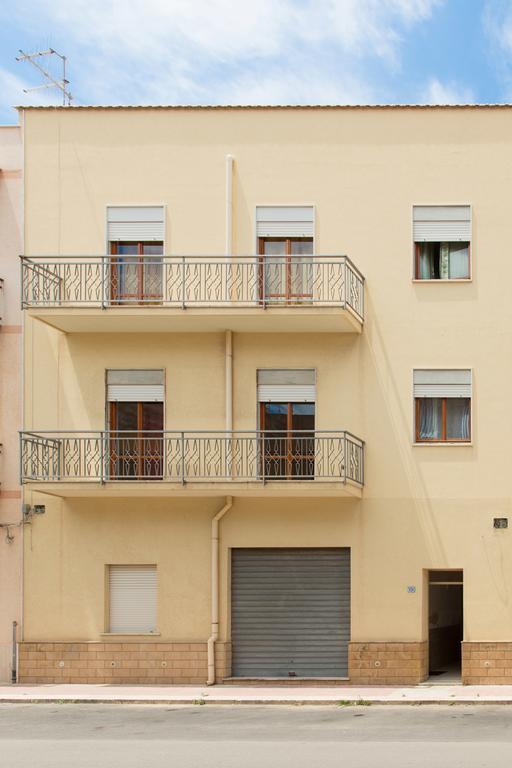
1, 697, 512, 706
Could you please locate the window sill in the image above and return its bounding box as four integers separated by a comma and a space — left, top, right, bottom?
412, 279, 472, 283
413, 442, 473, 447
101, 632, 161, 637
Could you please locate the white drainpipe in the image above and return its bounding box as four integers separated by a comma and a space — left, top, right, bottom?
207, 495, 233, 685
206, 154, 235, 685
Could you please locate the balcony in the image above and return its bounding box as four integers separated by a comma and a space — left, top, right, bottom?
20, 430, 364, 498
20, 256, 364, 333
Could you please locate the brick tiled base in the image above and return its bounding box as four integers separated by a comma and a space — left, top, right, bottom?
462, 642, 512, 684
348, 641, 428, 685
18, 641, 231, 684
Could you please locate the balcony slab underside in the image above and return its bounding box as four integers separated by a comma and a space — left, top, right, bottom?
26, 307, 363, 334
23, 480, 363, 499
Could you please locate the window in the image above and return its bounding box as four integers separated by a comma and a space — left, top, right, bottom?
259, 238, 314, 303
256, 207, 314, 303
257, 369, 316, 477
110, 242, 164, 303
107, 206, 165, 303
108, 565, 157, 633
107, 369, 164, 479
413, 206, 471, 280
414, 369, 471, 443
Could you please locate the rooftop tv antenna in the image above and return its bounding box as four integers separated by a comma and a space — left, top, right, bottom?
16, 48, 72, 105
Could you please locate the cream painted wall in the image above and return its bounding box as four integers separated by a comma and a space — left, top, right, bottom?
20, 107, 512, 645
0, 125, 22, 681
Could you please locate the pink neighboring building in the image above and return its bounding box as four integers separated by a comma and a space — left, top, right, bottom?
0, 124, 22, 682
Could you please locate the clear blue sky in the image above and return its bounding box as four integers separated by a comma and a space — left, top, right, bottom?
0, 0, 511, 123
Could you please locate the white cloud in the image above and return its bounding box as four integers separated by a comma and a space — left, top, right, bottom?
3, 0, 443, 108
423, 77, 474, 105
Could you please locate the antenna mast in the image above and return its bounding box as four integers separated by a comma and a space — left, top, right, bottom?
16, 48, 72, 105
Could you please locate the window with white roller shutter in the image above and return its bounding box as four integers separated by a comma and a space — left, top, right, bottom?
108, 565, 157, 633
413, 205, 471, 280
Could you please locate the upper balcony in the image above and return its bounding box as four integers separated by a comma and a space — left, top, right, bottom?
20, 430, 364, 499
20, 255, 364, 333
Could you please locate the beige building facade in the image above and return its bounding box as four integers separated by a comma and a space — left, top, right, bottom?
0, 125, 22, 683
16, 105, 512, 685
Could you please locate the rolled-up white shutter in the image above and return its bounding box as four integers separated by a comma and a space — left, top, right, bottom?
107, 369, 164, 402
109, 565, 157, 633
256, 206, 314, 238
107, 206, 164, 241
414, 369, 471, 398
257, 369, 316, 402
413, 206, 471, 242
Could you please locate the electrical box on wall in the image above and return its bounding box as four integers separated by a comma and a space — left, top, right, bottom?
494, 518, 508, 529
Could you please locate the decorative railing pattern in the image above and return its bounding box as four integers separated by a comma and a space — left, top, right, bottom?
21, 256, 364, 320
20, 431, 364, 486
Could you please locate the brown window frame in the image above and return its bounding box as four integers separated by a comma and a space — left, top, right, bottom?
259, 401, 315, 478
414, 242, 471, 281
258, 237, 314, 304
415, 397, 471, 443
110, 241, 164, 304
109, 400, 164, 479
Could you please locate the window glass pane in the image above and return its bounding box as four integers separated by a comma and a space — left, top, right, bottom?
448, 243, 470, 279
115, 258, 139, 297
114, 243, 139, 255
263, 403, 288, 431
141, 402, 164, 431
291, 403, 315, 431
141, 403, 163, 478
143, 258, 163, 298
142, 243, 163, 255
262, 241, 286, 299
113, 401, 138, 430
290, 241, 313, 298
417, 243, 440, 279
418, 398, 442, 440
263, 240, 286, 255
290, 239, 313, 255
417, 242, 470, 280
446, 398, 470, 440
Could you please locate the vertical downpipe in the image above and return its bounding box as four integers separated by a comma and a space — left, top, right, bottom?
11, 621, 17, 683
207, 497, 232, 685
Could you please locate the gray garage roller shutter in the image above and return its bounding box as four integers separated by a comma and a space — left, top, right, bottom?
231, 548, 350, 678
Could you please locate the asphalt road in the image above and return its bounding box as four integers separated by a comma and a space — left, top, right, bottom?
0, 703, 512, 767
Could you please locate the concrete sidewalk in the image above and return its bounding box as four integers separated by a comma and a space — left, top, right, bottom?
2, 683, 512, 705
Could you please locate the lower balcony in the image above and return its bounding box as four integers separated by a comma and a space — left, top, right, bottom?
20, 430, 364, 498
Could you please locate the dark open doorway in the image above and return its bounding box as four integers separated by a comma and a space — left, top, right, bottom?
428, 570, 463, 683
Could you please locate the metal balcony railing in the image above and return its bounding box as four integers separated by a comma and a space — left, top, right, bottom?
20, 256, 364, 320
20, 430, 364, 486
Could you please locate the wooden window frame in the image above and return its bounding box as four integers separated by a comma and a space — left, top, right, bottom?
414, 242, 471, 281
110, 241, 164, 304
259, 401, 315, 478
109, 401, 164, 479
258, 237, 314, 304
415, 397, 471, 443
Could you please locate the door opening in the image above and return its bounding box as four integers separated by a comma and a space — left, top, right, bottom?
428, 570, 463, 682
109, 400, 164, 479
260, 401, 315, 479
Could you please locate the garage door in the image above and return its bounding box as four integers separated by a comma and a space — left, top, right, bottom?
231, 548, 350, 678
